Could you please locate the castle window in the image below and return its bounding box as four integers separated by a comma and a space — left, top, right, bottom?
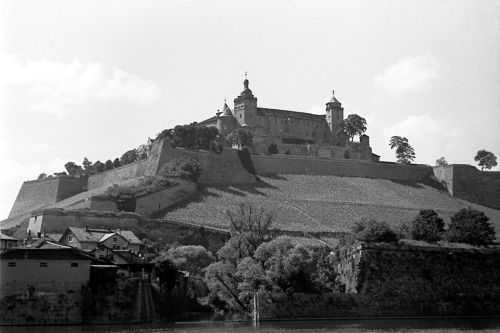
71, 262, 79, 268
240, 114, 242, 118
8, 262, 16, 267
40, 262, 47, 267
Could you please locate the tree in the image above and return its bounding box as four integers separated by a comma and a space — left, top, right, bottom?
112, 158, 121, 168
409, 210, 444, 243
446, 208, 495, 246
37, 173, 47, 180
226, 128, 253, 149
389, 136, 415, 164
474, 150, 497, 171
104, 159, 114, 171
435, 157, 448, 166
93, 160, 105, 173
120, 149, 138, 165
64, 161, 83, 176
341, 114, 367, 142
136, 144, 149, 160
82, 157, 92, 173
353, 219, 399, 243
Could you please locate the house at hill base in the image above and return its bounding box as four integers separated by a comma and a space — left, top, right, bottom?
0, 233, 18, 251
200, 76, 379, 161
60, 226, 142, 253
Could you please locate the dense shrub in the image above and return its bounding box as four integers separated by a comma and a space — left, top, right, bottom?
353, 219, 399, 243
159, 157, 201, 182
103, 175, 171, 200
268, 144, 279, 155
446, 207, 495, 246
409, 210, 444, 243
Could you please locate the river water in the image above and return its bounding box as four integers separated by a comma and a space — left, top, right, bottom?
2, 317, 500, 333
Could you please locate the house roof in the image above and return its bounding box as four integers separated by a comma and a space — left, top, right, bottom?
0, 248, 94, 261
119, 230, 142, 245
46, 233, 63, 242
0, 233, 18, 241
257, 107, 327, 122
98, 233, 117, 243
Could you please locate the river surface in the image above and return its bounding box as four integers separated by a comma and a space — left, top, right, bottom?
2, 317, 500, 333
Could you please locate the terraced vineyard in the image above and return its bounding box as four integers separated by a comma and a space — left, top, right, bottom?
164, 175, 500, 237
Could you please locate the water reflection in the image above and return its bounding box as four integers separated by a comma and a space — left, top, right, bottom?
2, 317, 500, 333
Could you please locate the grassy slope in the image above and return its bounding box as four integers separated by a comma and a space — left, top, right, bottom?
164, 175, 500, 237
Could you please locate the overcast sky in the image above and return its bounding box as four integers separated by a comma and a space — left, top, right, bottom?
1, 0, 499, 220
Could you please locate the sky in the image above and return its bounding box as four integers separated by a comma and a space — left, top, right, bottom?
1, 0, 499, 220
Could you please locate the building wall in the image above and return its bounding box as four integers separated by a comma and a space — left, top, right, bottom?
145, 139, 256, 184
433, 165, 500, 209
87, 160, 148, 190
252, 154, 434, 182
100, 234, 129, 250
0, 259, 90, 289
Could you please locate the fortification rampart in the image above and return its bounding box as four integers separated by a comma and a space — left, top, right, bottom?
145, 139, 256, 184
433, 165, 500, 209
8, 176, 87, 219
87, 159, 148, 190
256, 243, 500, 319
252, 154, 434, 182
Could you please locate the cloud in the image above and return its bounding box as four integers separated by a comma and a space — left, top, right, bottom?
0, 54, 162, 115
374, 54, 439, 94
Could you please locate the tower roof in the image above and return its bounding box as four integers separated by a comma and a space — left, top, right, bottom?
219, 102, 233, 117
237, 74, 255, 99
327, 90, 341, 106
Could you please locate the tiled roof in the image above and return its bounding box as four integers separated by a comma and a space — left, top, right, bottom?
119, 230, 142, 245
98, 233, 117, 242
46, 233, 63, 242
68, 227, 100, 242
0, 248, 94, 261
257, 107, 326, 121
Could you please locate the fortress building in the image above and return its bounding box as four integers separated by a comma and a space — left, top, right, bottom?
200, 77, 378, 161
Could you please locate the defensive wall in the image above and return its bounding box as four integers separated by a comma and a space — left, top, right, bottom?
87, 159, 148, 190
252, 154, 434, 182
145, 139, 256, 184
255, 242, 500, 319
8, 176, 87, 219
433, 164, 500, 209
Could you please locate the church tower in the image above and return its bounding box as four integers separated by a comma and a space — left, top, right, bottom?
325, 90, 344, 143
233, 74, 258, 128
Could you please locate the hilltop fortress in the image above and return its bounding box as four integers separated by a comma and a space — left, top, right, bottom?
200, 77, 377, 161
2, 79, 500, 231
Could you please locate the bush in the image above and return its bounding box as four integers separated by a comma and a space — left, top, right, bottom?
159, 157, 201, 182
446, 208, 495, 246
353, 219, 399, 243
409, 210, 444, 243
268, 144, 279, 155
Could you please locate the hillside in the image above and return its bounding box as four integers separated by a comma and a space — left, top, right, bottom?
164, 174, 500, 239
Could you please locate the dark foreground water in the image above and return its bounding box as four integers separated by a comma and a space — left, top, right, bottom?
2, 317, 500, 333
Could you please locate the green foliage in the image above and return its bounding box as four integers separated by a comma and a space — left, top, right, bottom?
112, 158, 121, 168
102, 174, 172, 200
341, 114, 367, 142
446, 208, 495, 246
104, 159, 114, 171
226, 128, 253, 149
268, 143, 279, 155
163, 245, 215, 275
389, 136, 415, 164
37, 173, 47, 180
120, 149, 138, 165
158, 156, 201, 182
157, 123, 219, 150
353, 219, 399, 243
409, 210, 444, 243
474, 149, 497, 171
64, 161, 83, 176
435, 157, 448, 166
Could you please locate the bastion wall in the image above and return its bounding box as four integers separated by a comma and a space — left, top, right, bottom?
433, 165, 500, 209
256, 243, 500, 319
87, 160, 148, 190
252, 154, 434, 182
145, 139, 256, 184
8, 176, 87, 219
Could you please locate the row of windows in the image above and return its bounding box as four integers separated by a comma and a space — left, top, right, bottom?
7, 262, 79, 268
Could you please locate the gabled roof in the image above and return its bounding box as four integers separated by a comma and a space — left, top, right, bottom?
99, 233, 118, 242
119, 230, 142, 245
67, 227, 100, 243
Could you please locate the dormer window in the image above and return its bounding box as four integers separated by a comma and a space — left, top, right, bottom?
68, 235, 73, 242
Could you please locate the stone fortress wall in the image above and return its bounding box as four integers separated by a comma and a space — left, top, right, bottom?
433, 164, 500, 209
5, 138, 500, 225
8, 176, 87, 220
255, 243, 500, 319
